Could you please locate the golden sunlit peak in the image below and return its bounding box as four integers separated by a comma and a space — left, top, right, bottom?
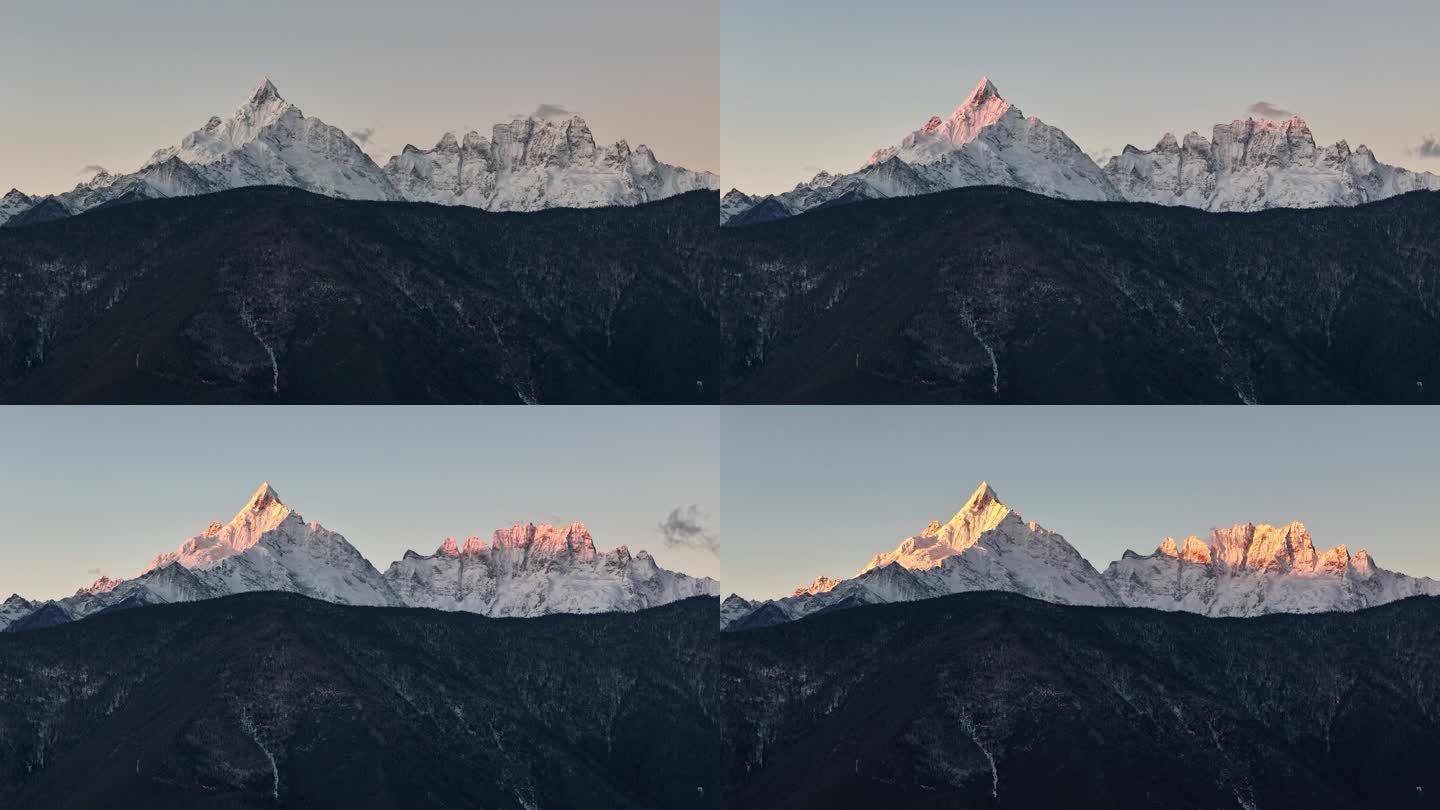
962, 481, 1001, 510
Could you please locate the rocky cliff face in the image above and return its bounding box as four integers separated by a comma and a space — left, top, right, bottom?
1103, 117, 1440, 211
384, 115, 716, 211
1102, 521, 1440, 616
383, 522, 717, 617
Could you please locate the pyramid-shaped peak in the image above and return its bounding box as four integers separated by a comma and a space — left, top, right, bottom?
143, 482, 298, 575
962, 481, 1001, 511
250, 78, 283, 105
243, 481, 285, 512
964, 77, 1003, 106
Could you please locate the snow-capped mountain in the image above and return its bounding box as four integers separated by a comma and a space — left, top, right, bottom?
722, 77, 1440, 224
0, 594, 35, 631
384, 522, 717, 617
8, 80, 712, 225
723, 483, 1440, 629
720, 593, 756, 628
0, 189, 33, 226
51, 80, 399, 217
62, 482, 399, 621
384, 114, 717, 211
2, 482, 714, 632
723, 483, 1119, 627
1102, 522, 1440, 616
146, 79, 400, 202
721, 78, 1120, 223
1103, 117, 1440, 211
719, 189, 755, 222
73, 575, 123, 596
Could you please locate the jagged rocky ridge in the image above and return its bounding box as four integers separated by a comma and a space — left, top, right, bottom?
722, 483, 1440, 629
0, 592, 717, 810
721, 590, 1440, 810
384, 114, 715, 211
1103, 520, 1440, 616
1104, 117, 1440, 211
721, 77, 1439, 224
0, 482, 716, 633
384, 522, 716, 618
0, 79, 714, 226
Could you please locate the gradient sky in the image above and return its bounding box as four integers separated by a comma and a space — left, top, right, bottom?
0, 407, 719, 600
1, 0, 718, 196
722, 407, 1440, 600
721, 0, 1440, 195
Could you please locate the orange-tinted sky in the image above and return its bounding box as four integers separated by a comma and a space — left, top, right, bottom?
0, 407, 720, 601
1, 0, 718, 196
722, 407, 1440, 600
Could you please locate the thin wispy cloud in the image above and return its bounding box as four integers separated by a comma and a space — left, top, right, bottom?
1247, 101, 1295, 120
657, 505, 719, 555
1090, 147, 1114, 166
349, 128, 375, 145
78, 164, 108, 176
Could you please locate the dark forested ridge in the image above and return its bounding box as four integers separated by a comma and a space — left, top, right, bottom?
0, 593, 718, 810
0, 189, 722, 403
718, 187, 1440, 403
5, 186, 1440, 403
721, 591, 1440, 809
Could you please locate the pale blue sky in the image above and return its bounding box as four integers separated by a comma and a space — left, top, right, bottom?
0, 407, 720, 600
1, 0, 718, 196
722, 0, 1440, 194
722, 407, 1440, 600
